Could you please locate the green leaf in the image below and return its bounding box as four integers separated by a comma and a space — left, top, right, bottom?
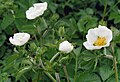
86, 8, 94, 15
116, 48, 120, 64
36, 17, 48, 32
5, 54, 19, 65
76, 72, 101, 82
77, 15, 97, 33
111, 26, 120, 43
16, 66, 32, 81
78, 50, 98, 70
73, 46, 82, 57
20, 25, 37, 34
49, 2, 58, 13
3, 54, 19, 71
0, 34, 6, 46
54, 19, 70, 28
1, 14, 14, 30
106, 76, 116, 82
99, 65, 114, 81
58, 26, 65, 37
109, 11, 120, 24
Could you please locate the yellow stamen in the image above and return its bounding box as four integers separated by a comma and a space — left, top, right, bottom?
94, 37, 106, 46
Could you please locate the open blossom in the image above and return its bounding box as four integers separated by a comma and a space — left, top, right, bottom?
9, 33, 30, 46
26, 2, 47, 19
59, 41, 74, 53
83, 25, 112, 50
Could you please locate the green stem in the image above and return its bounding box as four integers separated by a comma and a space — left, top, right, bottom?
102, 0, 107, 20
23, 75, 29, 82
34, 35, 39, 46
39, 58, 56, 82
50, 52, 60, 63
104, 47, 107, 55
113, 57, 118, 82
103, 48, 113, 59
74, 56, 78, 82
55, 72, 61, 82
44, 72, 56, 82
63, 65, 69, 82
111, 44, 119, 82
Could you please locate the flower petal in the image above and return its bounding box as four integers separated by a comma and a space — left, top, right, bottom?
86, 29, 97, 44
26, 2, 47, 19
34, 2, 47, 11
94, 25, 112, 39
83, 41, 102, 50
9, 37, 22, 46
9, 33, 30, 46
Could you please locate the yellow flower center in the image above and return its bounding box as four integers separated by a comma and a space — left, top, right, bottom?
94, 37, 106, 46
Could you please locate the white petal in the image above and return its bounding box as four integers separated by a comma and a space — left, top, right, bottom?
94, 25, 112, 37
9, 33, 30, 46
26, 7, 37, 19
9, 37, 16, 45
86, 29, 97, 44
21, 33, 30, 44
9, 37, 22, 46
94, 25, 113, 44
83, 41, 102, 50
26, 2, 47, 20
34, 2, 47, 11
59, 41, 73, 53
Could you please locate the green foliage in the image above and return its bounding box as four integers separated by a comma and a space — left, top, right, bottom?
0, 0, 120, 82
76, 72, 101, 82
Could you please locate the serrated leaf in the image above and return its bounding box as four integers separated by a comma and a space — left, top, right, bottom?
1, 14, 14, 30
21, 25, 37, 34
36, 17, 48, 32
73, 46, 82, 57
76, 72, 101, 82
99, 65, 114, 81
5, 54, 19, 65
0, 34, 6, 46
16, 66, 32, 81
111, 26, 120, 43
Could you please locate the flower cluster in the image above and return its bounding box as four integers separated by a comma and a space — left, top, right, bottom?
9, 2, 74, 53
9, 2, 113, 54
8, 1, 115, 82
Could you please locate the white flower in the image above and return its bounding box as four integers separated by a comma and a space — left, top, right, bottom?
26, 2, 47, 19
83, 25, 112, 50
9, 33, 30, 46
59, 41, 74, 53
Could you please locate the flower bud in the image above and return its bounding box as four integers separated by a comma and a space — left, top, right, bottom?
59, 41, 73, 53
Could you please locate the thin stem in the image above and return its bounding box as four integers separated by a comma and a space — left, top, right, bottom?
104, 47, 107, 55
39, 58, 56, 82
50, 52, 60, 63
55, 72, 61, 82
44, 72, 56, 82
111, 44, 119, 82
113, 57, 118, 82
74, 56, 78, 82
34, 35, 39, 46
23, 75, 29, 82
63, 65, 69, 82
104, 47, 113, 60
102, 0, 107, 20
